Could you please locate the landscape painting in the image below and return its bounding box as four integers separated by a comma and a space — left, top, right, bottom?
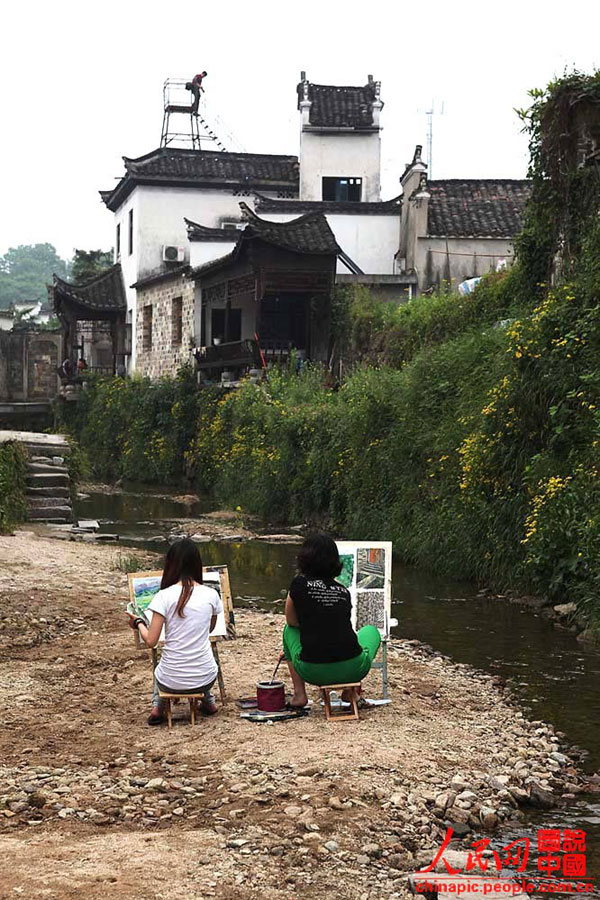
335, 541, 393, 636
356, 548, 386, 589
128, 571, 162, 614
336, 554, 355, 589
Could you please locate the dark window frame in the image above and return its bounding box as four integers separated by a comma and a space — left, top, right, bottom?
142, 304, 153, 352
322, 176, 362, 202
128, 208, 134, 256
171, 296, 183, 346
116, 223, 121, 260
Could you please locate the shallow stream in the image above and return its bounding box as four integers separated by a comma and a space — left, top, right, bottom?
76, 486, 600, 879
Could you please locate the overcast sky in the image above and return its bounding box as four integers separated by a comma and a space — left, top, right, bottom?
1, 0, 599, 260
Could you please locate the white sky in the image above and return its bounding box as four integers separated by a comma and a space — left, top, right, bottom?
1, 0, 599, 260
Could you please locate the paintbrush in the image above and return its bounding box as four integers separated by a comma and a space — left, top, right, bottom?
270, 654, 283, 684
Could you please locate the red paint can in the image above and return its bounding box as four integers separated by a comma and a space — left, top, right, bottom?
256, 680, 286, 713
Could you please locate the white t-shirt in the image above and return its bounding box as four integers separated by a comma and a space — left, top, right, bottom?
148, 583, 223, 690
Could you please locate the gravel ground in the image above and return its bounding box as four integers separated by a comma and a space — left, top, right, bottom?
0, 530, 594, 900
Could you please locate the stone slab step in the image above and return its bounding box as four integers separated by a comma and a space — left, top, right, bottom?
30, 455, 66, 466
34, 518, 74, 525
29, 506, 73, 521
29, 496, 73, 510
27, 473, 69, 488
28, 486, 71, 499
27, 462, 69, 475
25, 447, 71, 460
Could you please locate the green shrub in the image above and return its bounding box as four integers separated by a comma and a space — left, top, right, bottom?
0, 442, 28, 532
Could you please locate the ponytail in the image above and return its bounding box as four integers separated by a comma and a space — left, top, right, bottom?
175, 576, 195, 617
160, 538, 204, 617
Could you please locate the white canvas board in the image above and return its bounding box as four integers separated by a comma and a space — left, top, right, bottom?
335, 541, 393, 638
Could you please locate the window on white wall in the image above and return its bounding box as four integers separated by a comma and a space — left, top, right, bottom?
128, 209, 134, 256
116, 224, 121, 260
322, 177, 362, 202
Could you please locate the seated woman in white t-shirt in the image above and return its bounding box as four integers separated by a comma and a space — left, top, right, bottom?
127, 538, 223, 726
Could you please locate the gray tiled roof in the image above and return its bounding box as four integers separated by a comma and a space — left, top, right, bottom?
193, 205, 339, 279
426, 180, 531, 238
101, 148, 299, 211
52, 264, 126, 311
255, 194, 401, 215
299, 82, 378, 128
240, 203, 339, 254
185, 219, 242, 242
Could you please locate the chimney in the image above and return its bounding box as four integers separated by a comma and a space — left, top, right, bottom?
298, 72, 311, 127
371, 78, 383, 128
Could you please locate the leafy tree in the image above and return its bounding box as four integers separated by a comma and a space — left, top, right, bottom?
0, 243, 70, 309
70, 249, 114, 283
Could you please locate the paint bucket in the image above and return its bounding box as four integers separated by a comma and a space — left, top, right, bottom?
256, 680, 286, 713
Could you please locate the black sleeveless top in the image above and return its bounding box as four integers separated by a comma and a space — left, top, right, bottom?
289, 574, 361, 663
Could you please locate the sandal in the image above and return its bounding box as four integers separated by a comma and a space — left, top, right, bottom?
147, 707, 164, 726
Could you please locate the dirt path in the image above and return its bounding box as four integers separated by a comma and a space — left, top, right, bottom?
0, 531, 589, 899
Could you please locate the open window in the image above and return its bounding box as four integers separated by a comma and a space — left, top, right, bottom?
322, 177, 362, 202
211, 306, 242, 344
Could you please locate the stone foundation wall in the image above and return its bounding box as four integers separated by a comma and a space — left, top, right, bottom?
135, 275, 196, 379
0, 331, 61, 401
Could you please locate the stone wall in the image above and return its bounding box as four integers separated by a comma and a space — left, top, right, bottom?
0, 331, 61, 401
135, 273, 196, 379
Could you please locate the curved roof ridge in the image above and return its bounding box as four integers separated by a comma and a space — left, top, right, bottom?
53, 262, 122, 290
240, 201, 328, 229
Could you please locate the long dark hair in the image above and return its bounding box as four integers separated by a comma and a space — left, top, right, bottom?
297, 533, 342, 580
161, 538, 204, 617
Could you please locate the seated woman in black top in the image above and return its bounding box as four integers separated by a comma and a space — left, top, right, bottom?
282, 533, 381, 708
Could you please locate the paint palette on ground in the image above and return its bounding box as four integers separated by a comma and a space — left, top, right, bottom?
335, 542, 392, 637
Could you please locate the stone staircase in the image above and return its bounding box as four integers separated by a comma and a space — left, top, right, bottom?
17, 432, 73, 524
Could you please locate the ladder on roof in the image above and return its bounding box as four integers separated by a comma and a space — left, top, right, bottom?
194, 110, 227, 152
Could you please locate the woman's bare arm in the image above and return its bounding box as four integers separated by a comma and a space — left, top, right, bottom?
285, 594, 299, 627
128, 612, 165, 649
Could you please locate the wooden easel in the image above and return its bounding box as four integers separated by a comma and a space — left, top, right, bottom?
128, 565, 235, 707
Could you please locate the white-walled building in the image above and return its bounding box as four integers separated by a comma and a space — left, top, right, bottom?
77, 73, 530, 378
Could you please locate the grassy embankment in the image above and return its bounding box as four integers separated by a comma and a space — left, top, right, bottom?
0, 441, 28, 533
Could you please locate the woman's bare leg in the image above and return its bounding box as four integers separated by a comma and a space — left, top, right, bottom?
341, 684, 362, 703
286, 661, 308, 707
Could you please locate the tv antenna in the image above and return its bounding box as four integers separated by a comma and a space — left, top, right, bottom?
424, 100, 444, 179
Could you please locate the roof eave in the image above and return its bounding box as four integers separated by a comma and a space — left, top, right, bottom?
303, 124, 378, 134
424, 233, 516, 240
101, 175, 299, 212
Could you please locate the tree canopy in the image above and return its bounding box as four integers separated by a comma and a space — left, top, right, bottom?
70, 249, 114, 283
0, 244, 69, 309
0, 244, 113, 309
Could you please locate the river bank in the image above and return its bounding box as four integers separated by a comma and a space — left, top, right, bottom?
1, 530, 598, 899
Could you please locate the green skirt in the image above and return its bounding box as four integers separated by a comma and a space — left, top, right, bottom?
282, 623, 381, 685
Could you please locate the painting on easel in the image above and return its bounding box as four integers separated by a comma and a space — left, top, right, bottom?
334, 542, 393, 637
127, 566, 235, 646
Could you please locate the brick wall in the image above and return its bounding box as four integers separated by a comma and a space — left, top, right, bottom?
135, 274, 196, 379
